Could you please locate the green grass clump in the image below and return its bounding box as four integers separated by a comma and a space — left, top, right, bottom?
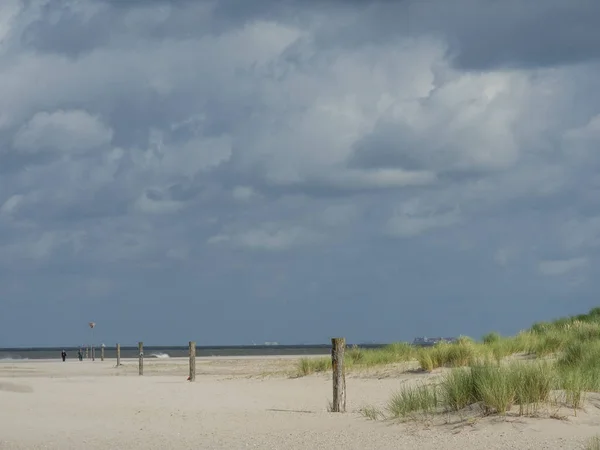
387, 383, 438, 418
558, 340, 600, 371
445, 341, 478, 367
559, 368, 588, 413
347, 342, 414, 367
359, 406, 384, 420
296, 357, 331, 376
440, 368, 474, 411
417, 350, 435, 372
555, 340, 600, 410
482, 331, 501, 345
416, 339, 479, 371
571, 321, 600, 341
511, 362, 554, 416
586, 435, 600, 450
385, 342, 414, 360
388, 361, 556, 418
471, 364, 515, 415
530, 332, 566, 357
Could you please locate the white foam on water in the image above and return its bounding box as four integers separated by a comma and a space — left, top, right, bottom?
149, 352, 170, 359
0, 356, 28, 361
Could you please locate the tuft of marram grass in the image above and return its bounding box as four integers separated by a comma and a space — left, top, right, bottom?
296, 357, 331, 376
359, 405, 384, 420
348, 342, 414, 367
482, 331, 501, 345
586, 435, 600, 450
558, 340, 600, 371
445, 340, 478, 367
511, 362, 554, 416
440, 367, 474, 411
530, 332, 566, 357
416, 339, 481, 371
387, 383, 439, 419
471, 364, 515, 415
558, 368, 588, 414
417, 350, 435, 372
388, 361, 560, 418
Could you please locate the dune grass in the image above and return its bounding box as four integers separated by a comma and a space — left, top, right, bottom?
359, 405, 384, 420
300, 307, 600, 421
586, 435, 600, 450
347, 342, 414, 366
387, 382, 439, 418
296, 357, 331, 376
295, 342, 415, 376
385, 361, 555, 419
360, 307, 600, 420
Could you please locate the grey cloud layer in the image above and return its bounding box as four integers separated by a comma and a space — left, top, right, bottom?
1, 0, 600, 346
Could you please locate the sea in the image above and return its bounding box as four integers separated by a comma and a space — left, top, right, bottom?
0, 343, 389, 361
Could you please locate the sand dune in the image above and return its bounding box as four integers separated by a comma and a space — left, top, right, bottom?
0, 357, 598, 449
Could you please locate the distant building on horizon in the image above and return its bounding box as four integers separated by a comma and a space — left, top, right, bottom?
412, 336, 457, 347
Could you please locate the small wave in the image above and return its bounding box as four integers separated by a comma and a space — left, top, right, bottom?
0, 356, 28, 361
149, 353, 170, 359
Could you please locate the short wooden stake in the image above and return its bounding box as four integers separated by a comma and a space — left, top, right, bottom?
92, 346, 95, 361
101, 346, 105, 361
331, 337, 346, 413
189, 341, 196, 382
116, 343, 121, 366
138, 342, 144, 376
85, 346, 89, 359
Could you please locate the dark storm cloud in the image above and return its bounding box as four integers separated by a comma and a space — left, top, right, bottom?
1, 0, 600, 347
427, 0, 600, 70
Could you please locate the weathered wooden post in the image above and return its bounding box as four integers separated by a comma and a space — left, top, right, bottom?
85, 346, 89, 359
116, 343, 121, 367
331, 337, 346, 413
100, 345, 105, 361
138, 342, 144, 376
189, 341, 196, 382
92, 346, 95, 361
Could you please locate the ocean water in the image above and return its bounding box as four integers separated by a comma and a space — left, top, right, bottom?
0, 344, 387, 361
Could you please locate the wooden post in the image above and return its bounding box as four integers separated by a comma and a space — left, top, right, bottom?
101, 346, 105, 361
92, 346, 95, 361
331, 337, 346, 413
189, 341, 196, 381
116, 343, 121, 366
85, 346, 89, 359
138, 342, 144, 376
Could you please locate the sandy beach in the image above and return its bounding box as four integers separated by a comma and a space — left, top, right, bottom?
1, 356, 599, 449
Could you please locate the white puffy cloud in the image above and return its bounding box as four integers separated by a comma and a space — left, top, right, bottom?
12, 109, 113, 153
208, 224, 322, 252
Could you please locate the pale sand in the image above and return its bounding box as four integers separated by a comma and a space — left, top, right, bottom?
1, 357, 599, 449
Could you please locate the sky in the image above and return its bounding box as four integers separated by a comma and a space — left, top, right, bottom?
1, 0, 600, 347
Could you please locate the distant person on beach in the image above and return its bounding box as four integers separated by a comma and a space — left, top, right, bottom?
77, 349, 83, 361
61, 350, 67, 362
